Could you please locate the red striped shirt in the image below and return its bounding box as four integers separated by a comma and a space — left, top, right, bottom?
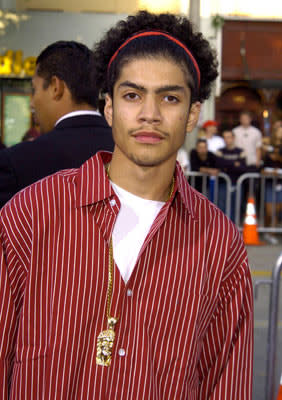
0, 151, 253, 399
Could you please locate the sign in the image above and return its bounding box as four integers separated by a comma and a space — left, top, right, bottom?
0, 50, 36, 77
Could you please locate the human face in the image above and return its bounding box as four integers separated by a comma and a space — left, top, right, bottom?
104, 57, 200, 169
196, 142, 208, 157
223, 131, 234, 148
205, 125, 217, 138
240, 113, 252, 128
30, 70, 56, 133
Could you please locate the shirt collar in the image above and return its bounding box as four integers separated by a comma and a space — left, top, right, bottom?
174, 161, 196, 219
55, 110, 101, 126
75, 151, 196, 218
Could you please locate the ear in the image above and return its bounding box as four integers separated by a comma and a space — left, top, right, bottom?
49, 75, 65, 101
104, 93, 113, 127
186, 102, 201, 133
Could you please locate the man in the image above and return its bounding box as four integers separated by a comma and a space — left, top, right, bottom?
216, 130, 247, 221
190, 138, 220, 200
0, 40, 114, 208
0, 12, 253, 399
202, 119, 225, 153
233, 110, 262, 168
190, 138, 219, 176
216, 130, 247, 182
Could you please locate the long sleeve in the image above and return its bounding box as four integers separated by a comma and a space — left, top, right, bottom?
198, 235, 254, 399
0, 232, 18, 398
0, 200, 31, 398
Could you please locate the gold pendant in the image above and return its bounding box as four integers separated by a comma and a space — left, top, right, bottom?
96, 317, 118, 367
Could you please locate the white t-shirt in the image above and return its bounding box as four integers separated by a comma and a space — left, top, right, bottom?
207, 136, 225, 154
111, 182, 164, 283
233, 125, 262, 166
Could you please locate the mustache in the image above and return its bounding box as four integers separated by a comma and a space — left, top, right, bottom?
128, 128, 169, 138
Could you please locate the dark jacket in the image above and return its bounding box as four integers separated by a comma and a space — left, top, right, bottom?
0, 114, 114, 208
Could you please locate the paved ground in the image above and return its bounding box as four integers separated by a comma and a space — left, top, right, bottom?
246, 237, 282, 400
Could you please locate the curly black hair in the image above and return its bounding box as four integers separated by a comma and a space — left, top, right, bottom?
37, 41, 98, 108
93, 11, 218, 103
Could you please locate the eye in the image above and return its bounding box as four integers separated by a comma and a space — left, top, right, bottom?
164, 95, 179, 103
124, 92, 140, 101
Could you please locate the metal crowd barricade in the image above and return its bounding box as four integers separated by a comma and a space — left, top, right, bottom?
186, 171, 232, 218
235, 172, 282, 233
255, 252, 282, 400
186, 171, 282, 232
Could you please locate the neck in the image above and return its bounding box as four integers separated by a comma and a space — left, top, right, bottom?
108, 149, 175, 202
62, 103, 96, 116
226, 144, 235, 150
71, 103, 97, 112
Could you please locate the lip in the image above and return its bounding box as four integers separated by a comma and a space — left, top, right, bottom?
132, 130, 163, 144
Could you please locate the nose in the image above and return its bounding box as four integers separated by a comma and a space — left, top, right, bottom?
138, 95, 161, 124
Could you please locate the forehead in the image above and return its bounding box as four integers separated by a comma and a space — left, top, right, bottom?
115, 56, 191, 90
241, 113, 251, 120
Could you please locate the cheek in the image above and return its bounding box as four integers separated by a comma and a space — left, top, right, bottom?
113, 108, 131, 130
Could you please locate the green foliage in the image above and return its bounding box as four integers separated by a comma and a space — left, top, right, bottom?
211, 14, 225, 31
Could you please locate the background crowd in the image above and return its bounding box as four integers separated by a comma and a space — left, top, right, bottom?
177, 111, 282, 241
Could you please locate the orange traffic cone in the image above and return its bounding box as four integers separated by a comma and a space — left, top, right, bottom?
242, 196, 264, 245
277, 374, 282, 399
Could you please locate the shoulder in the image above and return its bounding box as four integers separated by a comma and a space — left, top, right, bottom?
251, 126, 262, 137
208, 151, 216, 159
190, 183, 236, 233
1, 129, 57, 160
1, 166, 79, 220
235, 147, 245, 155
56, 114, 111, 130
191, 184, 248, 273
233, 125, 241, 133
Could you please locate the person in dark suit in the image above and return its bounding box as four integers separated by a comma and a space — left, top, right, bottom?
0, 41, 114, 208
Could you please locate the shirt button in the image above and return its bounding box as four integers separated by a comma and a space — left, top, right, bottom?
127, 289, 133, 297
110, 199, 116, 206
118, 348, 126, 357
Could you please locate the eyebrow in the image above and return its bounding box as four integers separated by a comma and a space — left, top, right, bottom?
118, 81, 186, 94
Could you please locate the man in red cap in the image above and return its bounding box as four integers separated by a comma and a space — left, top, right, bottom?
202, 119, 225, 153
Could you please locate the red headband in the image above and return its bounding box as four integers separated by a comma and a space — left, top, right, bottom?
107, 31, 201, 89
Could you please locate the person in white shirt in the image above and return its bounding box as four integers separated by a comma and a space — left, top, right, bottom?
202, 119, 225, 153
233, 110, 262, 168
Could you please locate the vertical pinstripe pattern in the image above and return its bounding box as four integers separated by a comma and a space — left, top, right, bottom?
0, 152, 253, 399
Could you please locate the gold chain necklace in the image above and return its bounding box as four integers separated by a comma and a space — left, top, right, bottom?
96, 237, 118, 367
96, 164, 175, 367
